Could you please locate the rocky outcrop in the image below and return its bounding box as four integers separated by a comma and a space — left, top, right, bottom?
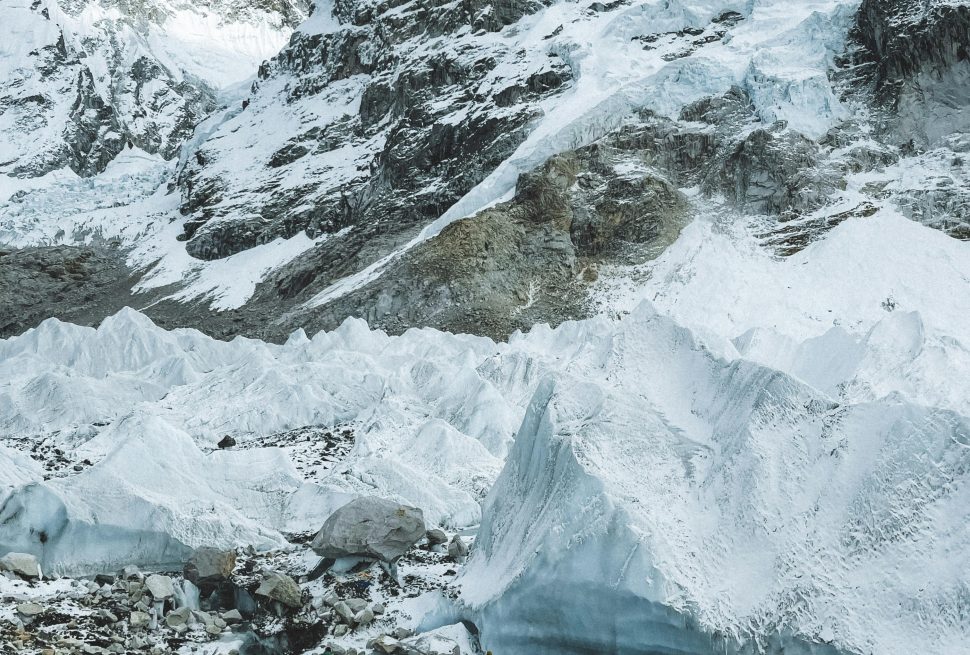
850, 0, 970, 145
176, 0, 571, 262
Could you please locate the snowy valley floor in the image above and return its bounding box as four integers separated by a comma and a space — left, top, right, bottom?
1, 209, 970, 654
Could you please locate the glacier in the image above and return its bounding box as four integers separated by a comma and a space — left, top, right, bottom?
2, 204, 970, 652
2, 0, 970, 652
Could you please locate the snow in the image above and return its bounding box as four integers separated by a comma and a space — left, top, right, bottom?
306, 0, 862, 306
2, 0, 970, 650
1, 205, 968, 650
462, 300, 970, 655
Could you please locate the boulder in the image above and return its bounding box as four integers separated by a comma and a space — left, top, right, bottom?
144, 574, 175, 599
129, 611, 151, 629
447, 535, 468, 560
355, 607, 375, 625
183, 547, 236, 590
426, 529, 448, 545
332, 600, 355, 624
345, 597, 368, 613
372, 636, 401, 654
222, 609, 243, 624
0, 552, 41, 579
255, 571, 302, 608
165, 607, 190, 628
311, 497, 425, 562
17, 602, 45, 617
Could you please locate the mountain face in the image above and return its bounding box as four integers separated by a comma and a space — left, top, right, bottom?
1, 0, 306, 179
3, 0, 968, 339
2, 1, 970, 655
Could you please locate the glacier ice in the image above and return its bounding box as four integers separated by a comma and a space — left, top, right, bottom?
462, 303, 970, 655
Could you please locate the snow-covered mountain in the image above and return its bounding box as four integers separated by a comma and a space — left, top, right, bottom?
1, 0, 305, 178
1, 0, 967, 339
2, 0, 970, 654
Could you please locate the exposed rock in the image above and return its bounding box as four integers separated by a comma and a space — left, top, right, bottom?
851, 0, 970, 145
355, 608, 375, 625
16, 602, 45, 617
177, 0, 569, 262
144, 574, 175, 600
447, 535, 469, 561
129, 611, 151, 629
0, 552, 41, 579
255, 571, 303, 608
332, 600, 356, 625
344, 598, 369, 613
426, 529, 448, 546
702, 127, 838, 216
372, 635, 402, 653
311, 496, 426, 562
222, 609, 243, 624
165, 607, 190, 628
184, 547, 236, 591
217, 436, 237, 449
294, 134, 689, 339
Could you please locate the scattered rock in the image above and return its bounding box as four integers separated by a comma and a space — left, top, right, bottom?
426, 529, 447, 545
165, 607, 190, 628
345, 597, 369, 613
255, 571, 303, 608
332, 624, 349, 637
311, 496, 426, 562
122, 565, 143, 580
372, 635, 402, 653
0, 552, 41, 579
222, 609, 243, 624
332, 600, 356, 624
372, 602, 386, 614
355, 608, 375, 625
94, 573, 116, 586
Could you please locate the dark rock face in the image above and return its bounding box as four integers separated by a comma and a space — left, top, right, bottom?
0, 245, 139, 338
177, 0, 571, 263
283, 121, 690, 339
850, 0, 970, 145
